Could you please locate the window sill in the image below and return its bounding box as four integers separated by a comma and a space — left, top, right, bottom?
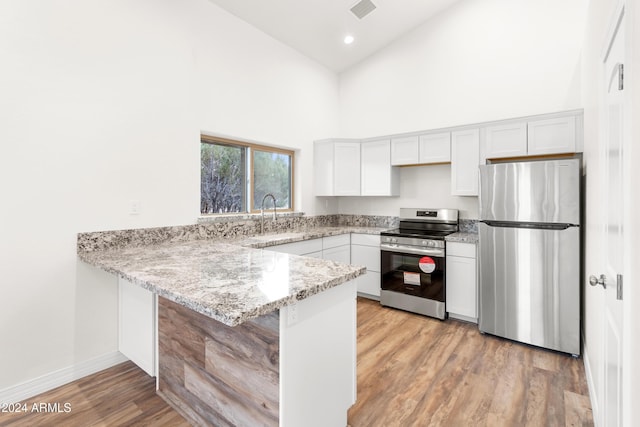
197, 211, 305, 224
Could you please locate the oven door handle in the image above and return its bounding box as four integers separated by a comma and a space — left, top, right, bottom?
380, 244, 444, 257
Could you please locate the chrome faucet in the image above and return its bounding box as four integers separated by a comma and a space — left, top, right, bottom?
261, 193, 277, 235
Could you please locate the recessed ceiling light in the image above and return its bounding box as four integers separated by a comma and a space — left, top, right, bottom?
344, 35, 354, 45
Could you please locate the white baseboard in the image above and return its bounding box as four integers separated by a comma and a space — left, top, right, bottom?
0, 351, 128, 404
582, 336, 599, 426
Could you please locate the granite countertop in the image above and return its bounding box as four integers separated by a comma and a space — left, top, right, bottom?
445, 232, 479, 244
79, 226, 387, 326
233, 226, 389, 248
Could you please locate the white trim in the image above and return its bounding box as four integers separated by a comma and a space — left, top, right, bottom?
602, 2, 625, 62
583, 337, 600, 427
0, 351, 128, 404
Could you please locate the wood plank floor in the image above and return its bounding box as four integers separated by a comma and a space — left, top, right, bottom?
0, 361, 190, 427
348, 298, 593, 427
0, 297, 593, 426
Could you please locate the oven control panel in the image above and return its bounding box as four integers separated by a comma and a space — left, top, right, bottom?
381, 236, 445, 249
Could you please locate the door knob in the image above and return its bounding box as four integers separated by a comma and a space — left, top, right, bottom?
589, 274, 607, 289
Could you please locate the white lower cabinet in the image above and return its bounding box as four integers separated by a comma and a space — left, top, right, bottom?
266, 233, 381, 298
323, 245, 350, 263
118, 277, 157, 377
445, 242, 477, 323
355, 272, 381, 298
322, 234, 351, 263
265, 238, 323, 256
350, 234, 381, 299
267, 235, 351, 262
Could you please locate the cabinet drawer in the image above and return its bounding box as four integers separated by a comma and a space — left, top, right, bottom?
350, 233, 380, 247
446, 241, 476, 258
323, 234, 350, 249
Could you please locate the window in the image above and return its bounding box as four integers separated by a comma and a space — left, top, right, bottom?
200, 136, 294, 215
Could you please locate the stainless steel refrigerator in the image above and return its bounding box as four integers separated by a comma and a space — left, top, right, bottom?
478, 158, 581, 355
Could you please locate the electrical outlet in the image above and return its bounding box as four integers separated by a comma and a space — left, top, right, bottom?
287, 302, 298, 325
129, 200, 140, 215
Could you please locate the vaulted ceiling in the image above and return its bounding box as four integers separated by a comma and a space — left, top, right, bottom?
207, 0, 462, 72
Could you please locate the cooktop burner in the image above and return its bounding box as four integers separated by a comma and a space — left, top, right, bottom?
382, 208, 459, 240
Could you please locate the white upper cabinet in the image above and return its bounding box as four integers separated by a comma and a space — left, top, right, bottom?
451, 129, 480, 196
482, 113, 580, 161
361, 139, 399, 196
483, 122, 527, 160
390, 136, 419, 165
314, 139, 361, 196
391, 133, 451, 165
527, 116, 576, 155
314, 141, 334, 196
419, 132, 451, 164
315, 110, 582, 198
334, 142, 361, 195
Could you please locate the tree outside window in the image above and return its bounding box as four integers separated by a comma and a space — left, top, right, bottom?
200, 136, 294, 215
253, 149, 292, 211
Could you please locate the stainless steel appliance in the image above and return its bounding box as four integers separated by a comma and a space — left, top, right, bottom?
380, 208, 459, 319
478, 158, 581, 355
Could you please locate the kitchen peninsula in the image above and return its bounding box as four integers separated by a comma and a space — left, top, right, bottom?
77, 222, 381, 427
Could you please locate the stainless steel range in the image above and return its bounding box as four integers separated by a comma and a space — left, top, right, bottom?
380, 208, 459, 319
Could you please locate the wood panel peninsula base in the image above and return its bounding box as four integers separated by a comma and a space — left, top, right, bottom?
157, 280, 357, 427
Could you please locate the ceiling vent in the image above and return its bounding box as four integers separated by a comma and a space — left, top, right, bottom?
350, 0, 377, 20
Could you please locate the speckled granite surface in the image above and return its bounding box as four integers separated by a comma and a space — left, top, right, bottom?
458, 219, 478, 233
78, 220, 391, 326
445, 232, 479, 244
78, 214, 396, 252
78, 238, 367, 326
235, 226, 389, 249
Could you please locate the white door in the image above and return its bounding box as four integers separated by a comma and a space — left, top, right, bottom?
591, 9, 625, 426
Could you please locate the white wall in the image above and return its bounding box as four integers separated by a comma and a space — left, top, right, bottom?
0, 0, 338, 392
336, 0, 587, 217
190, 1, 340, 214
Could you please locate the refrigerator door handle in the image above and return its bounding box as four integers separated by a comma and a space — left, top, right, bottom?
479, 220, 578, 230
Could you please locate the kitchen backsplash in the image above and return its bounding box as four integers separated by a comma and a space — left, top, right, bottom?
335, 214, 399, 229
77, 214, 473, 253
458, 219, 478, 233
77, 214, 396, 253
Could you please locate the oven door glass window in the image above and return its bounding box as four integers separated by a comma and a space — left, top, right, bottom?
381, 251, 445, 302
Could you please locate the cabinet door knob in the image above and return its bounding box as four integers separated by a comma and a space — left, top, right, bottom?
588, 274, 606, 289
